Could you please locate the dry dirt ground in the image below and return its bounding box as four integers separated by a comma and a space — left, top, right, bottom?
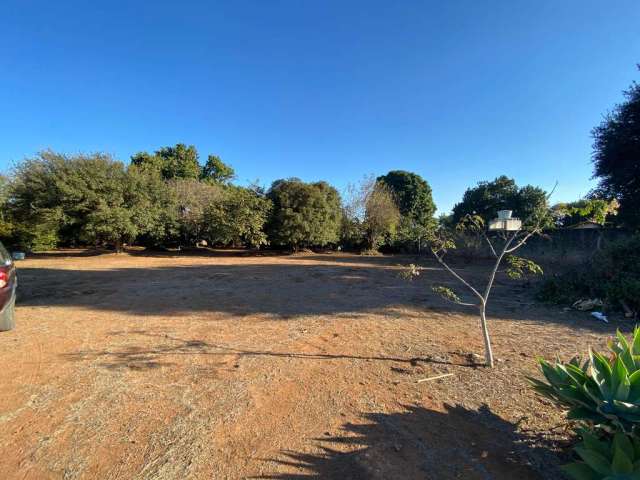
0, 250, 625, 480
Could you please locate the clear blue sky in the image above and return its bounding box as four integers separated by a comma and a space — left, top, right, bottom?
1, 1, 638, 213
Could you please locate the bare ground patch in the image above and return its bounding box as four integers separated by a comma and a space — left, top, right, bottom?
0, 251, 624, 479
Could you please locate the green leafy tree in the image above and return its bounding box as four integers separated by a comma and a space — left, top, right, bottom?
8, 150, 173, 251
552, 198, 619, 228
203, 186, 271, 248
131, 143, 201, 180
82, 204, 137, 252
0, 175, 13, 240
452, 175, 551, 228
126, 165, 180, 246
341, 176, 401, 252
362, 179, 401, 251
130, 151, 164, 173
377, 170, 436, 248
171, 178, 225, 245
200, 155, 235, 184
403, 207, 551, 367
267, 179, 342, 250
592, 71, 640, 229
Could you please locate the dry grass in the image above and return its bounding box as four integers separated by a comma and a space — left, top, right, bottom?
0, 250, 626, 479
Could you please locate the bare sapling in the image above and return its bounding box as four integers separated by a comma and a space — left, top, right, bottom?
403, 200, 553, 367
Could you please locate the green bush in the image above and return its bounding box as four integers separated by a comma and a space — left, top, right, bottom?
531, 328, 640, 479
531, 329, 640, 435
537, 236, 640, 312
564, 430, 640, 480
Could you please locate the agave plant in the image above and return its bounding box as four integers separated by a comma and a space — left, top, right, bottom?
530, 328, 640, 434
563, 430, 640, 480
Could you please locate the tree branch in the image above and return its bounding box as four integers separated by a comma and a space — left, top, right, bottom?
432, 252, 484, 303
480, 230, 498, 258
483, 231, 517, 302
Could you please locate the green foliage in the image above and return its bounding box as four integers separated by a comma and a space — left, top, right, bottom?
266, 179, 342, 249
171, 179, 225, 245
131, 143, 201, 180
531, 329, 640, 479
452, 175, 551, 229
0, 175, 13, 240
537, 236, 640, 312
592, 73, 640, 229
203, 186, 271, 248
562, 430, 640, 480
398, 263, 421, 281
339, 209, 364, 251
363, 181, 400, 250
126, 165, 180, 246
552, 199, 619, 227
455, 214, 485, 234
200, 155, 235, 184
339, 176, 400, 252
82, 205, 137, 250
530, 328, 640, 435
377, 170, 437, 247
505, 255, 543, 280
7, 151, 181, 250
432, 285, 463, 304
9, 151, 134, 249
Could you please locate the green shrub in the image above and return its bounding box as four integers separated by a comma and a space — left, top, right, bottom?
563, 430, 640, 480
531, 328, 640, 435
537, 236, 640, 312
531, 328, 640, 479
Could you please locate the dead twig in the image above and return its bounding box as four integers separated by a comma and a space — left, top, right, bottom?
416, 373, 454, 383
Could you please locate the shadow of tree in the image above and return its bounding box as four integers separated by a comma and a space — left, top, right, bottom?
62, 330, 481, 370
15, 255, 626, 333
255, 404, 568, 480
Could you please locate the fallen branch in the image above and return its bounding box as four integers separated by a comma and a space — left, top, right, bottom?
416, 373, 454, 383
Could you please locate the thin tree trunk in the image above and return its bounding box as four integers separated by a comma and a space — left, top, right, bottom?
476, 233, 516, 367
479, 303, 494, 367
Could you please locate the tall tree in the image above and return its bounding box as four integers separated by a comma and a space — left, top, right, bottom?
363, 180, 401, 251
377, 170, 436, 236
200, 155, 235, 184
171, 179, 225, 245
0, 175, 12, 240
452, 175, 550, 228
131, 143, 201, 180
267, 179, 342, 250
203, 186, 271, 248
126, 165, 180, 246
592, 73, 640, 228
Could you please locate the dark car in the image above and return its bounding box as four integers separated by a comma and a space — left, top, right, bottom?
0, 241, 17, 331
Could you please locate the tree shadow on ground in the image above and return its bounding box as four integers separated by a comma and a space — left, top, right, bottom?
255, 404, 569, 480
62, 330, 481, 370
15, 254, 625, 333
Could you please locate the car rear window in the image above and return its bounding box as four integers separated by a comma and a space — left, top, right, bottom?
0, 242, 10, 263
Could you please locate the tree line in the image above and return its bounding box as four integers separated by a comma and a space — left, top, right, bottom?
0, 144, 557, 252
0, 146, 621, 253
0, 147, 439, 252
0, 67, 637, 253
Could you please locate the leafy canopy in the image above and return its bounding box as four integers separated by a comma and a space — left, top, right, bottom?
203, 186, 271, 248
131, 143, 201, 180
452, 175, 551, 229
267, 178, 342, 249
200, 155, 235, 184
377, 170, 436, 244
592, 73, 640, 229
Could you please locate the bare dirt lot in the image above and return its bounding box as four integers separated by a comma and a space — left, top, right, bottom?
0, 250, 623, 479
